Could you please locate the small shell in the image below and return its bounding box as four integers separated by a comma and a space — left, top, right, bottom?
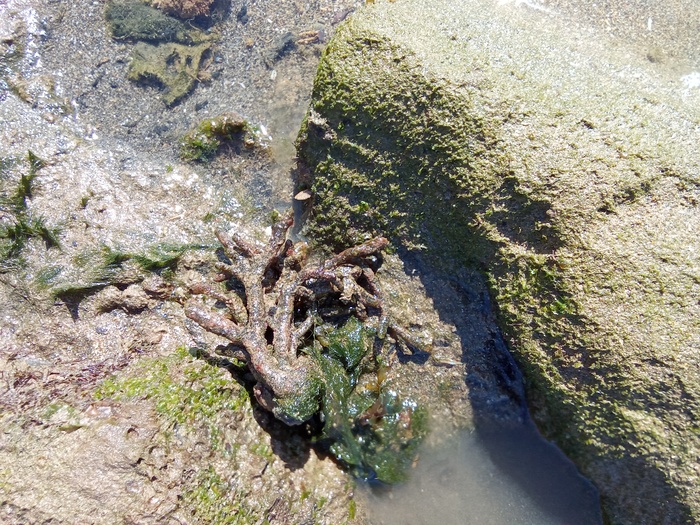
294, 190, 313, 201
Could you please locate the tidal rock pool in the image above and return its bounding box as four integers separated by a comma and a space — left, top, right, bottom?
363, 421, 603, 525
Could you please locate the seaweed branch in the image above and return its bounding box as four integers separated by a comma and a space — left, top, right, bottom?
184, 209, 422, 425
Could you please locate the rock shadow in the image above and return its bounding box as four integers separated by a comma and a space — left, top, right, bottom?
397, 250, 604, 521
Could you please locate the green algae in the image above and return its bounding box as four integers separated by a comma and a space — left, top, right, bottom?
128, 41, 212, 106
296, 41, 505, 262
312, 318, 428, 483
95, 346, 249, 440
0, 215, 60, 259
320, 316, 368, 370
95, 348, 265, 523
319, 353, 428, 484
180, 113, 253, 161
272, 370, 324, 425
183, 466, 261, 525
213, 313, 429, 483
42, 242, 206, 300
131, 242, 206, 271
0, 152, 60, 271
11, 151, 44, 210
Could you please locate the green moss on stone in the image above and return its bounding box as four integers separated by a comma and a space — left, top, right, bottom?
95, 346, 249, 439
296, 37, 509, 263
182, 466, 261, 524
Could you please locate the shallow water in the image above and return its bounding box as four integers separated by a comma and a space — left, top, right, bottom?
363, 422, 602, 525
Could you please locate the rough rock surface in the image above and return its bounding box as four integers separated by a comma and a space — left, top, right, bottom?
295, 1, 700, 523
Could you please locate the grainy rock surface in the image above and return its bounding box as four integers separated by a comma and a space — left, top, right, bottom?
295, 1, 700, 523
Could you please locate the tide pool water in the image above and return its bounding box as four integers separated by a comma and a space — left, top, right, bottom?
364, 422, 603, 525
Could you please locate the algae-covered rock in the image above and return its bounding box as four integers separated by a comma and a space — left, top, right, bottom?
296, 1, 700, 522
106, 0, 206, 44
128, 41, 211, 106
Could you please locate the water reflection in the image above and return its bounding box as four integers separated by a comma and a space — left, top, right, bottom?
364, 422, 602, 525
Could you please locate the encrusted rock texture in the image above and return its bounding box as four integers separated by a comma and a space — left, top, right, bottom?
295, 0, 700, 523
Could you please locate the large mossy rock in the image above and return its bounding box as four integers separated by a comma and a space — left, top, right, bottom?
295, 1, 700, 523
